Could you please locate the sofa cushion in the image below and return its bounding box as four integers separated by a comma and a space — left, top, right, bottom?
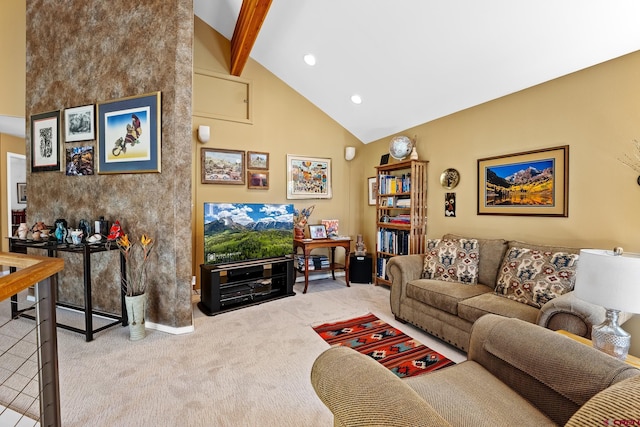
422, 238, 480, 284
407, 279, 492, 315
444, 234, 508, 287
457, 292, 539, 324
406, 361, 557, 426
495, 247, 579, 308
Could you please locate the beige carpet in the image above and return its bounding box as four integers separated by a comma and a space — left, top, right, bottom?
0, 278, 465, 426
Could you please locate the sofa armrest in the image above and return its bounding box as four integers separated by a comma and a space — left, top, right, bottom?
537, 292, 633, 339
386, 254, 424, 316
468, 314, 640, 425
311, 346, 451, 427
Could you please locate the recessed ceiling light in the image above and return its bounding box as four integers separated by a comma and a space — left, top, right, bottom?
303, 54, 316, 66
351, 94, 362, 104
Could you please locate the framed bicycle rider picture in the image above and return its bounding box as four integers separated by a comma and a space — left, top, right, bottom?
97, 91, 161, 174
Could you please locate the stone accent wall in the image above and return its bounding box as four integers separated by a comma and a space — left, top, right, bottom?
25, 0, 193, 328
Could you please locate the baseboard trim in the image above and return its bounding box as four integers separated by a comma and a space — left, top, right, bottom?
145, 321, 194, 335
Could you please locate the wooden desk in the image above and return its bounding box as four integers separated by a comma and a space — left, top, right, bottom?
293, 238, 351, 293
557, 330, 640, 368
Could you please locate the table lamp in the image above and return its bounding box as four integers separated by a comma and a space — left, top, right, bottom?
574, 248, 640, 360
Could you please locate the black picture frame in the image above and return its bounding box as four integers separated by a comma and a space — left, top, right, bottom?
380, 153, 390, 165
30, 110, 61, 172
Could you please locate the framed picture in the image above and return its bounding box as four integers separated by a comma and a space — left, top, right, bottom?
309, 224, 327, 239
97, 91, 161, 174
321, 219, 339, 237
286, 154, 332, 199
31, 110, 61, 172
16, 183, 26, 204
248, 171, 269, 189
477, 145, 569, 216
368, 176, 377, 205
201, 148, 245, 184
64, 104, 95, 142
380, 153, 390, 165
65, 145, 94, 176
247, 151, 269, 170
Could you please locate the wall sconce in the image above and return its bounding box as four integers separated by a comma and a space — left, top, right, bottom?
345, 146, 356, 161
197, 125, 210, 143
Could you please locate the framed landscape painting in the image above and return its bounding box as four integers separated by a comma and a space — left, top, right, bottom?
201, 148, 245, 184
286, 154, 332, 199
247, 151, 269, 170
477, 145, 568, 217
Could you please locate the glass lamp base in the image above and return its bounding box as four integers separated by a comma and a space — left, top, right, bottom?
591, 309, 630, 360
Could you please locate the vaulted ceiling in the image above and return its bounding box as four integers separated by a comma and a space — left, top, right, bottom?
195, 0, 640, 144
3, 2, 640, 143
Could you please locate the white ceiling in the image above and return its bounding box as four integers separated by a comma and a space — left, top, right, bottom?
3, 2, 640, 143
194, 0, 640, 144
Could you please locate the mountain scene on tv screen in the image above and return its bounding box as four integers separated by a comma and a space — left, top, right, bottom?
485, 159, 554, 206
204, 203, 294, 264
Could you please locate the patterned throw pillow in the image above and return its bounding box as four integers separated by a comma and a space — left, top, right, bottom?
421, 239, 480, 284
494, 247, 579, 308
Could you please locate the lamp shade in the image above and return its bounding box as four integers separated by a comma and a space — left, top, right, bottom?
574, 249, 640, 313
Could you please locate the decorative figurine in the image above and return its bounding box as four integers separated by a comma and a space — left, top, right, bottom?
79, 219, 91, 241
355, 234, 367, 256
54, 219, 68, 243
17, 223, 29, 240
107, 220, 124, 241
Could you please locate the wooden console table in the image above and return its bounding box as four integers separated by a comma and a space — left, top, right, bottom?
293, 238, 351, 293
8, 237, 127, 342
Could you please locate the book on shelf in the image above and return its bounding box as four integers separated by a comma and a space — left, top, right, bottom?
376, 256, 388, 280
378, 173, 412, 194
395, 198, 410, 208
376, 228, 410, 255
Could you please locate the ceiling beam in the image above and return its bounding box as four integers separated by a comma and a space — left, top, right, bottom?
230, 0, 272, 76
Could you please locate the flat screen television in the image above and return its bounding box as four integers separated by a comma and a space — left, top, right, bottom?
204, 203, 294, 264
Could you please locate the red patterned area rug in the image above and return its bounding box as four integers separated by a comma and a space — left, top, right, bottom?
312, 313, 455, 378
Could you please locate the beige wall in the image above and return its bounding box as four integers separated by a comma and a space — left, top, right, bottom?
0, 134, 26, 253
360, 50, 640, 355
192, 18, 364, 281
0, 0, 25, 118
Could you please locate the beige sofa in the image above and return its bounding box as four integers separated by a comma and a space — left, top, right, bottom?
311, 314, 640, 427
387, 234, 626, 352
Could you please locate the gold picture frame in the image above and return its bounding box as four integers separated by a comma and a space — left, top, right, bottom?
477, 145, 568, 216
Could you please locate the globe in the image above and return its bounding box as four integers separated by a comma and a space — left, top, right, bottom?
389, 136, 413, 160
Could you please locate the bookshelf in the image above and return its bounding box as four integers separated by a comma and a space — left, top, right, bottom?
374, 160, 428, 286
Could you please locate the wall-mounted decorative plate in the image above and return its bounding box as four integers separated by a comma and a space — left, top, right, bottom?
440, 168, 460, 189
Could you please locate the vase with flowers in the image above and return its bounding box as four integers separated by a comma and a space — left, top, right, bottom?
117, 233, 155, 340
293, 205, 314, 239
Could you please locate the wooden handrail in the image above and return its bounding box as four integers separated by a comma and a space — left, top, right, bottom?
0, 251, 64, 301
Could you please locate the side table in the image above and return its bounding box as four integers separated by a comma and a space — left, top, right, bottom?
293, 238, 351, 293
9, 237, 127, 342
557, 329, 640, 368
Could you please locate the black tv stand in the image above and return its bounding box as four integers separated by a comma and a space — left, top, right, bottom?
198, 256, 295, 316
